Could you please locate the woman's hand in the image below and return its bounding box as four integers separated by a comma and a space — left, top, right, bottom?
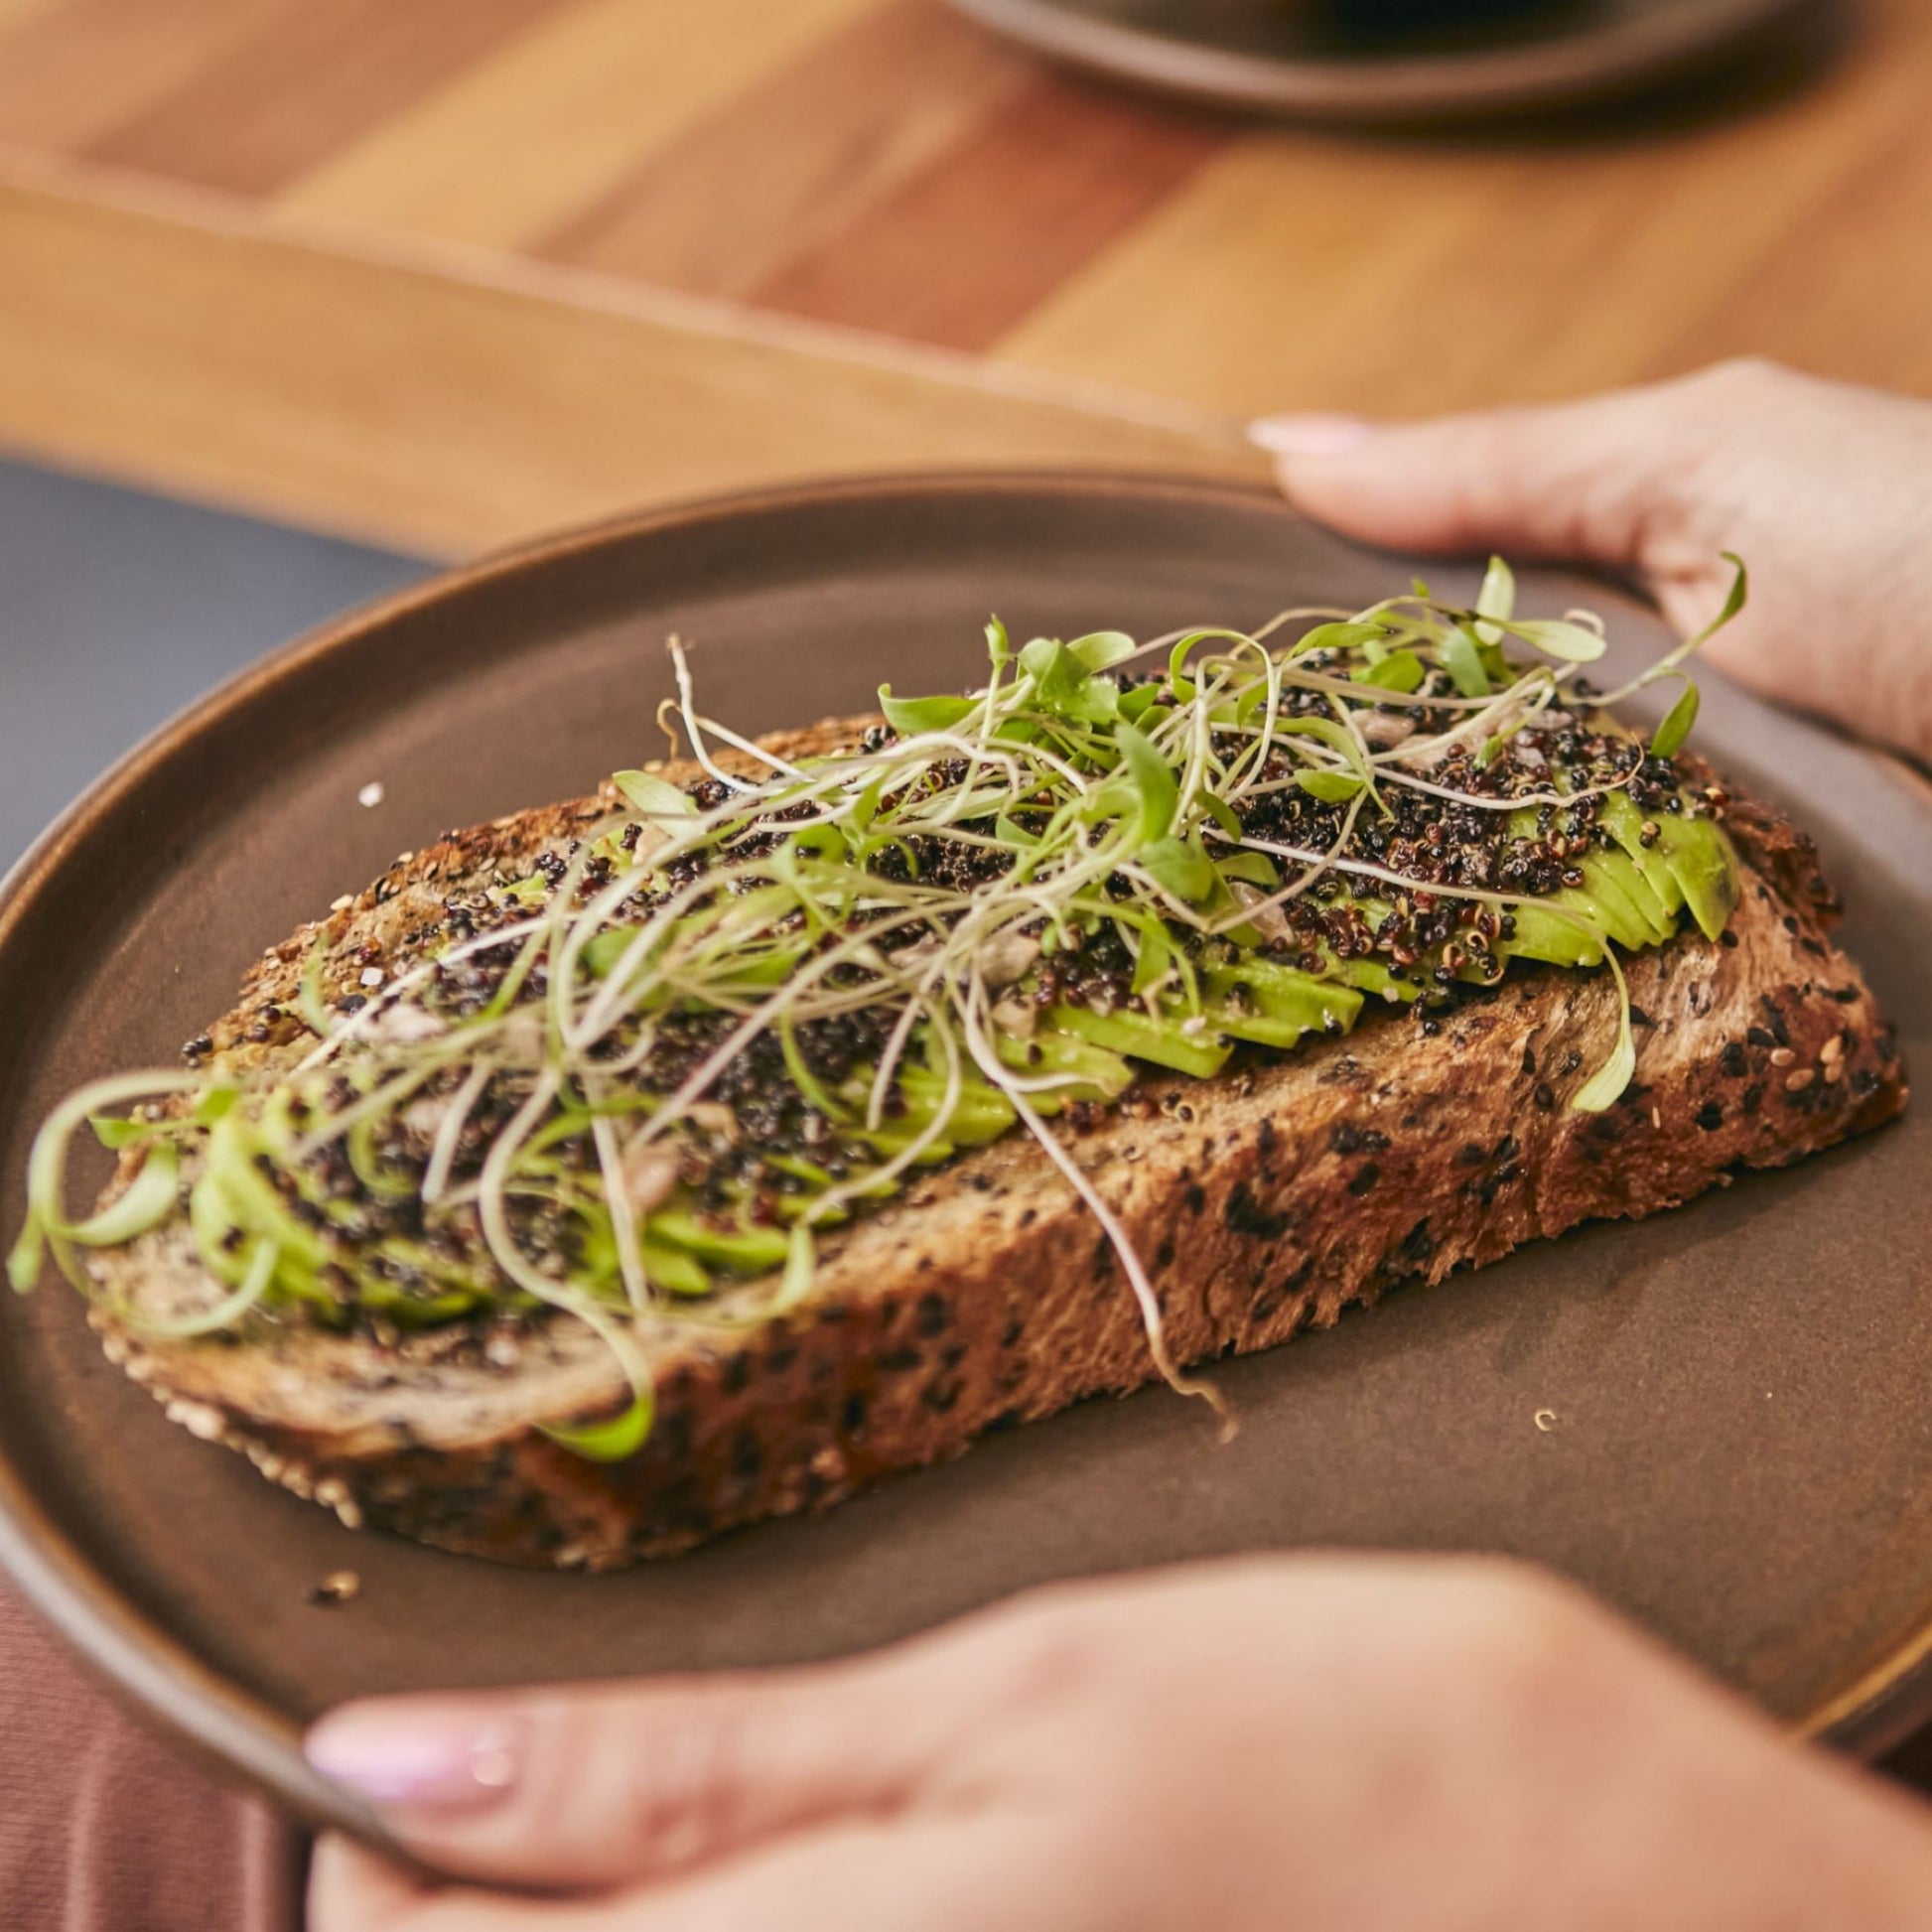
1252, 359, 1932, 767
308, 1555, 1932, 1930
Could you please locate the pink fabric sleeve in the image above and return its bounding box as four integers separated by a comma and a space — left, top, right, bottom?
0, 1586, 301, 1932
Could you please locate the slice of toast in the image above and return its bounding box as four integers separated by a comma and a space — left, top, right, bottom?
87, 720, 1906, 1568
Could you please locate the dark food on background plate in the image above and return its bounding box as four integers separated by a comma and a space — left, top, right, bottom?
11, 560, 1904, 1569
1322, 0, 1563, 35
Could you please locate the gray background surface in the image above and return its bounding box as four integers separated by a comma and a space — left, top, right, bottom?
0, 460, 426, 872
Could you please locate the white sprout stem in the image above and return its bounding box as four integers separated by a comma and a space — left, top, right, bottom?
288, 913, 551, 1076
867, 961, 949, 1131
288, 1063, 440, 1163
421, 1059, 494, 1205
960, 990, 1231, 1435
811, 1004, 964, 1224
1202, 791, 1371, 937
590, 1112, 652, 1314
619, 908, 956, 1145
1226, 831, 1614, 955
476, 1069, 572, 1307
1363, 766, 1640, 815
669, 638, 764, 793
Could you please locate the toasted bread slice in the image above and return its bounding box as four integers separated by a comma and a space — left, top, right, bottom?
88, 721, 1905, 1568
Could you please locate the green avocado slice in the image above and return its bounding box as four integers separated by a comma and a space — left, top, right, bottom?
1568, 855, 1658, 951
1502, 807, 1645, 950
1656, 815, 1738, 942
1328, 954, 1419, 1002
993, 1028, 1137, 1109
1582, 850, 1674, 946
1499, 898, 1606, 968
1297, 895, 1421, 1004
1043, 1002, 1233, 1079
645, 1212, 792, 1274
1204, 959, 1363, 1034
1596, 791, 1687, 919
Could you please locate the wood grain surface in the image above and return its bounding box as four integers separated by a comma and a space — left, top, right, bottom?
0, 0, 1926, 549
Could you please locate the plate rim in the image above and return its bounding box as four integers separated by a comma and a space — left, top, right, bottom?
0, 469, 1924, 1842
941, 0, 1824, 121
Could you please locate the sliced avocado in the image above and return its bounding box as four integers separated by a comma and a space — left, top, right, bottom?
848, 1127, 956, 1166
356, 1280, 481, 1326
1203, 959, 1363, 1035
831, 1056, 1006, 1148
1596, 792, 1686, 919
1044, 1002, 1233, 1079
1452, 951, 1508, 989
645, 1211, 791, 1275
1499, 898, 1605, 968
863, 1064, 1016, 1147
765, 1151, 896, 1208
1296, 894, 1422, 1004
993, 1027, 1137, 1108
1656, 815, 1737, 942
1200, 1006, 1317, 1051
1324, 953, 1420, 1003
1569, 855, 1659, 951
1583, 849, 1673, 946
640, 1240, 714, 1297
1501, 804, 1648, 950
771, 1193, 852, 1228
763, 1151, 839, 1188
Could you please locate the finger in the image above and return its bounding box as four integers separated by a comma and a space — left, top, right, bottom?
607, 1816, 1054, 1932
311, 1833, 639, 1932
305, 1633, 1004, 1896
1250, 370, 1729, 566
308, 1835, 432, 1932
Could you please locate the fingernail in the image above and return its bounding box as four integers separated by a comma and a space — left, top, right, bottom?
306, 1709, 530, 1815
1248, 414, 1374, 458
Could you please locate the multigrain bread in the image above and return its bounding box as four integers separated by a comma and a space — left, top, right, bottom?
87, 720, 1905, 1569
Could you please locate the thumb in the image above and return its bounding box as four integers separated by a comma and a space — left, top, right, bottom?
304, 1640, 978, 1894
1250, 372, 1727, 569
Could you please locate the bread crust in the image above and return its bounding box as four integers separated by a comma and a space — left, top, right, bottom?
87, 727, 1907, 1568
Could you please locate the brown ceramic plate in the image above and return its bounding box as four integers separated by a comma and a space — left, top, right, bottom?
0, 476, 1927, 1848
943, 0, 1824, 121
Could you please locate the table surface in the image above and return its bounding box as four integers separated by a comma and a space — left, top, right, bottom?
0, 0, 1930, 553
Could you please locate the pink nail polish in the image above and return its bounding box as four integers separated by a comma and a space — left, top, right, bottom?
1247, 414, 1374, 458
306, 1710, 529, 1814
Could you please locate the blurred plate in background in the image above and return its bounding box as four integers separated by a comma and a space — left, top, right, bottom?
944, 0, 1828, 121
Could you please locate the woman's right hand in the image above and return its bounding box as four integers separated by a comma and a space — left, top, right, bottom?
1252, 359, 1932, 767
307, 1556, 1932, 1932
